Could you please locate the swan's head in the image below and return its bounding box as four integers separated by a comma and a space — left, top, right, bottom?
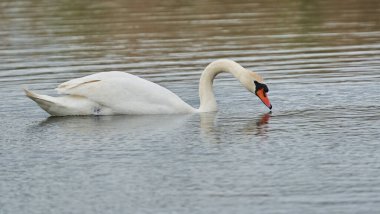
244, 72, 272, 110
253, 80, 272, 109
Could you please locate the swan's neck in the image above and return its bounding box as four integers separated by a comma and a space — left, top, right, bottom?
198, 59, 250, 112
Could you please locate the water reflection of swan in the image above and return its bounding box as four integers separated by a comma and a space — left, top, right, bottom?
37, 114, 192, 135
242, 112, 271, 136
200, 113, 271, 143
25, 59, 271, 116
33, 113, 271, 143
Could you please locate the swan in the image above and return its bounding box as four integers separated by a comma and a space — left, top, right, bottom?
24, 59, 272, 116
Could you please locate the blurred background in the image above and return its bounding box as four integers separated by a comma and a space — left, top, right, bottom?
1, 0, 379, 92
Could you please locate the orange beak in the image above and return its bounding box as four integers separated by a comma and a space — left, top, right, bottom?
256, 88, 272, 110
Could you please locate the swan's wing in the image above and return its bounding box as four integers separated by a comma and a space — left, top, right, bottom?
56, 71, 194, 114
56, 71, 127, 93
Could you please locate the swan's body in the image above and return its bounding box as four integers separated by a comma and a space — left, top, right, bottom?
25, 59, 271, 116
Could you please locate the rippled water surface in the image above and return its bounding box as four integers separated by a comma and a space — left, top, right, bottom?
1, 0, 380, 213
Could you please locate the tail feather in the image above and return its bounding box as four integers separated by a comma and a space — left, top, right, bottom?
24, 88, 54, 104
24, 88, 66, 116
24, 88, 110, 116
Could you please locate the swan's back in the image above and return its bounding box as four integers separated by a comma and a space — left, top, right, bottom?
56, 71, 195, 114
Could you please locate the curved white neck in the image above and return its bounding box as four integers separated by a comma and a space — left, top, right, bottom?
198, 59, 251, 112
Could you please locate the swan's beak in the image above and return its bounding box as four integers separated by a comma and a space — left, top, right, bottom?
256, 88, 272, 110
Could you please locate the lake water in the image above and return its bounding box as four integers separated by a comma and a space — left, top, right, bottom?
1, 0, 380, 213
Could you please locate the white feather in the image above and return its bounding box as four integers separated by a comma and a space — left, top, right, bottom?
25, 59, 267, 116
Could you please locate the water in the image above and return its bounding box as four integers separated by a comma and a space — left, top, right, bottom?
1, 0, 380, 213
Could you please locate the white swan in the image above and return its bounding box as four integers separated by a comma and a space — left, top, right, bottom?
24, 59, 272, 116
